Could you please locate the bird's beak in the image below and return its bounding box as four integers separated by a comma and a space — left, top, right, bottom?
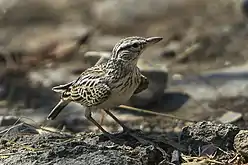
146, 37, 163, 45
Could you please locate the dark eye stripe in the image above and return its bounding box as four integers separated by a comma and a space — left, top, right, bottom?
116, 45, 131, 54
114, 41, 142, 57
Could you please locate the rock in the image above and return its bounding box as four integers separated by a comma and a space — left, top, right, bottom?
0, 132, 172, 165
234, 130, 248, 158
180, 121, 240, 153
217, 111, 243, 124
171, 150, 180, 164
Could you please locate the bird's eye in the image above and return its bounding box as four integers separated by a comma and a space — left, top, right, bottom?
132, 43, 139, 48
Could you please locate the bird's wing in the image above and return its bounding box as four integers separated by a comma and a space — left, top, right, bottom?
62, 64, 111, 107
133, 74, 149, 94
52, 80, 75, 93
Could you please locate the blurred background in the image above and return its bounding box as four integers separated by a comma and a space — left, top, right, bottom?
0, 0, 248, 133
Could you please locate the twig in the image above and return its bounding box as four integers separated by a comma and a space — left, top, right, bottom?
118, 105, 197, 122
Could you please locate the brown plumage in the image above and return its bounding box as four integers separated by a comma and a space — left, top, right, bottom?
47, 36, 163, 135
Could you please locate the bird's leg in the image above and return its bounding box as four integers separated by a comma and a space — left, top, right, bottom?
103, 109, 131, 132
86, 108, 152, 145
84, 108, 112, 136
103, 109, 157, 145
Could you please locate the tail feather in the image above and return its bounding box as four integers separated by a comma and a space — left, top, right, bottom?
47, 100, 69, 120
52, 81, 75, 93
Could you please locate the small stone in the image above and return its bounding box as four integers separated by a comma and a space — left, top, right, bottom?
217, 111, 242, 124
224, 61, 231, 66
172, 74, 183, 80
200, 144, 217, 156
171, 150, 180, 164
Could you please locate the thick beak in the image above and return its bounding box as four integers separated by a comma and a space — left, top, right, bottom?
146, 37, 163, 45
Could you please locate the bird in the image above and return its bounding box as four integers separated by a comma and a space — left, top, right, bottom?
47, 36, 163, 137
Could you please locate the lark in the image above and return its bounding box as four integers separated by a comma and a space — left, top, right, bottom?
47, 36, 163, 137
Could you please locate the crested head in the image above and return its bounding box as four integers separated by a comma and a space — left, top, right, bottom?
110, 36, 163, 64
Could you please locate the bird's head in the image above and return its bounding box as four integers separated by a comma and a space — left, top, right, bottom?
110, 36, 163, 64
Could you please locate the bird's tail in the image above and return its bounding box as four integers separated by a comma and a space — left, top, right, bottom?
52, 81, 75, 93
47, 100, 69, 120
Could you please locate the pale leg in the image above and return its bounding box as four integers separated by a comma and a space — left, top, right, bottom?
84, 108, 110, 135
103, 109, 155, 145
103, 109, 131, 132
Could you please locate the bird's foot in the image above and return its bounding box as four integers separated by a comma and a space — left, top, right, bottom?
100, 127, 167, 159
100, 127, 146, 144
120, 127, 154, 146
101, 127, 157, 147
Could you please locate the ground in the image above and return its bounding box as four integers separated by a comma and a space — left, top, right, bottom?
1, 0, 248, 164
